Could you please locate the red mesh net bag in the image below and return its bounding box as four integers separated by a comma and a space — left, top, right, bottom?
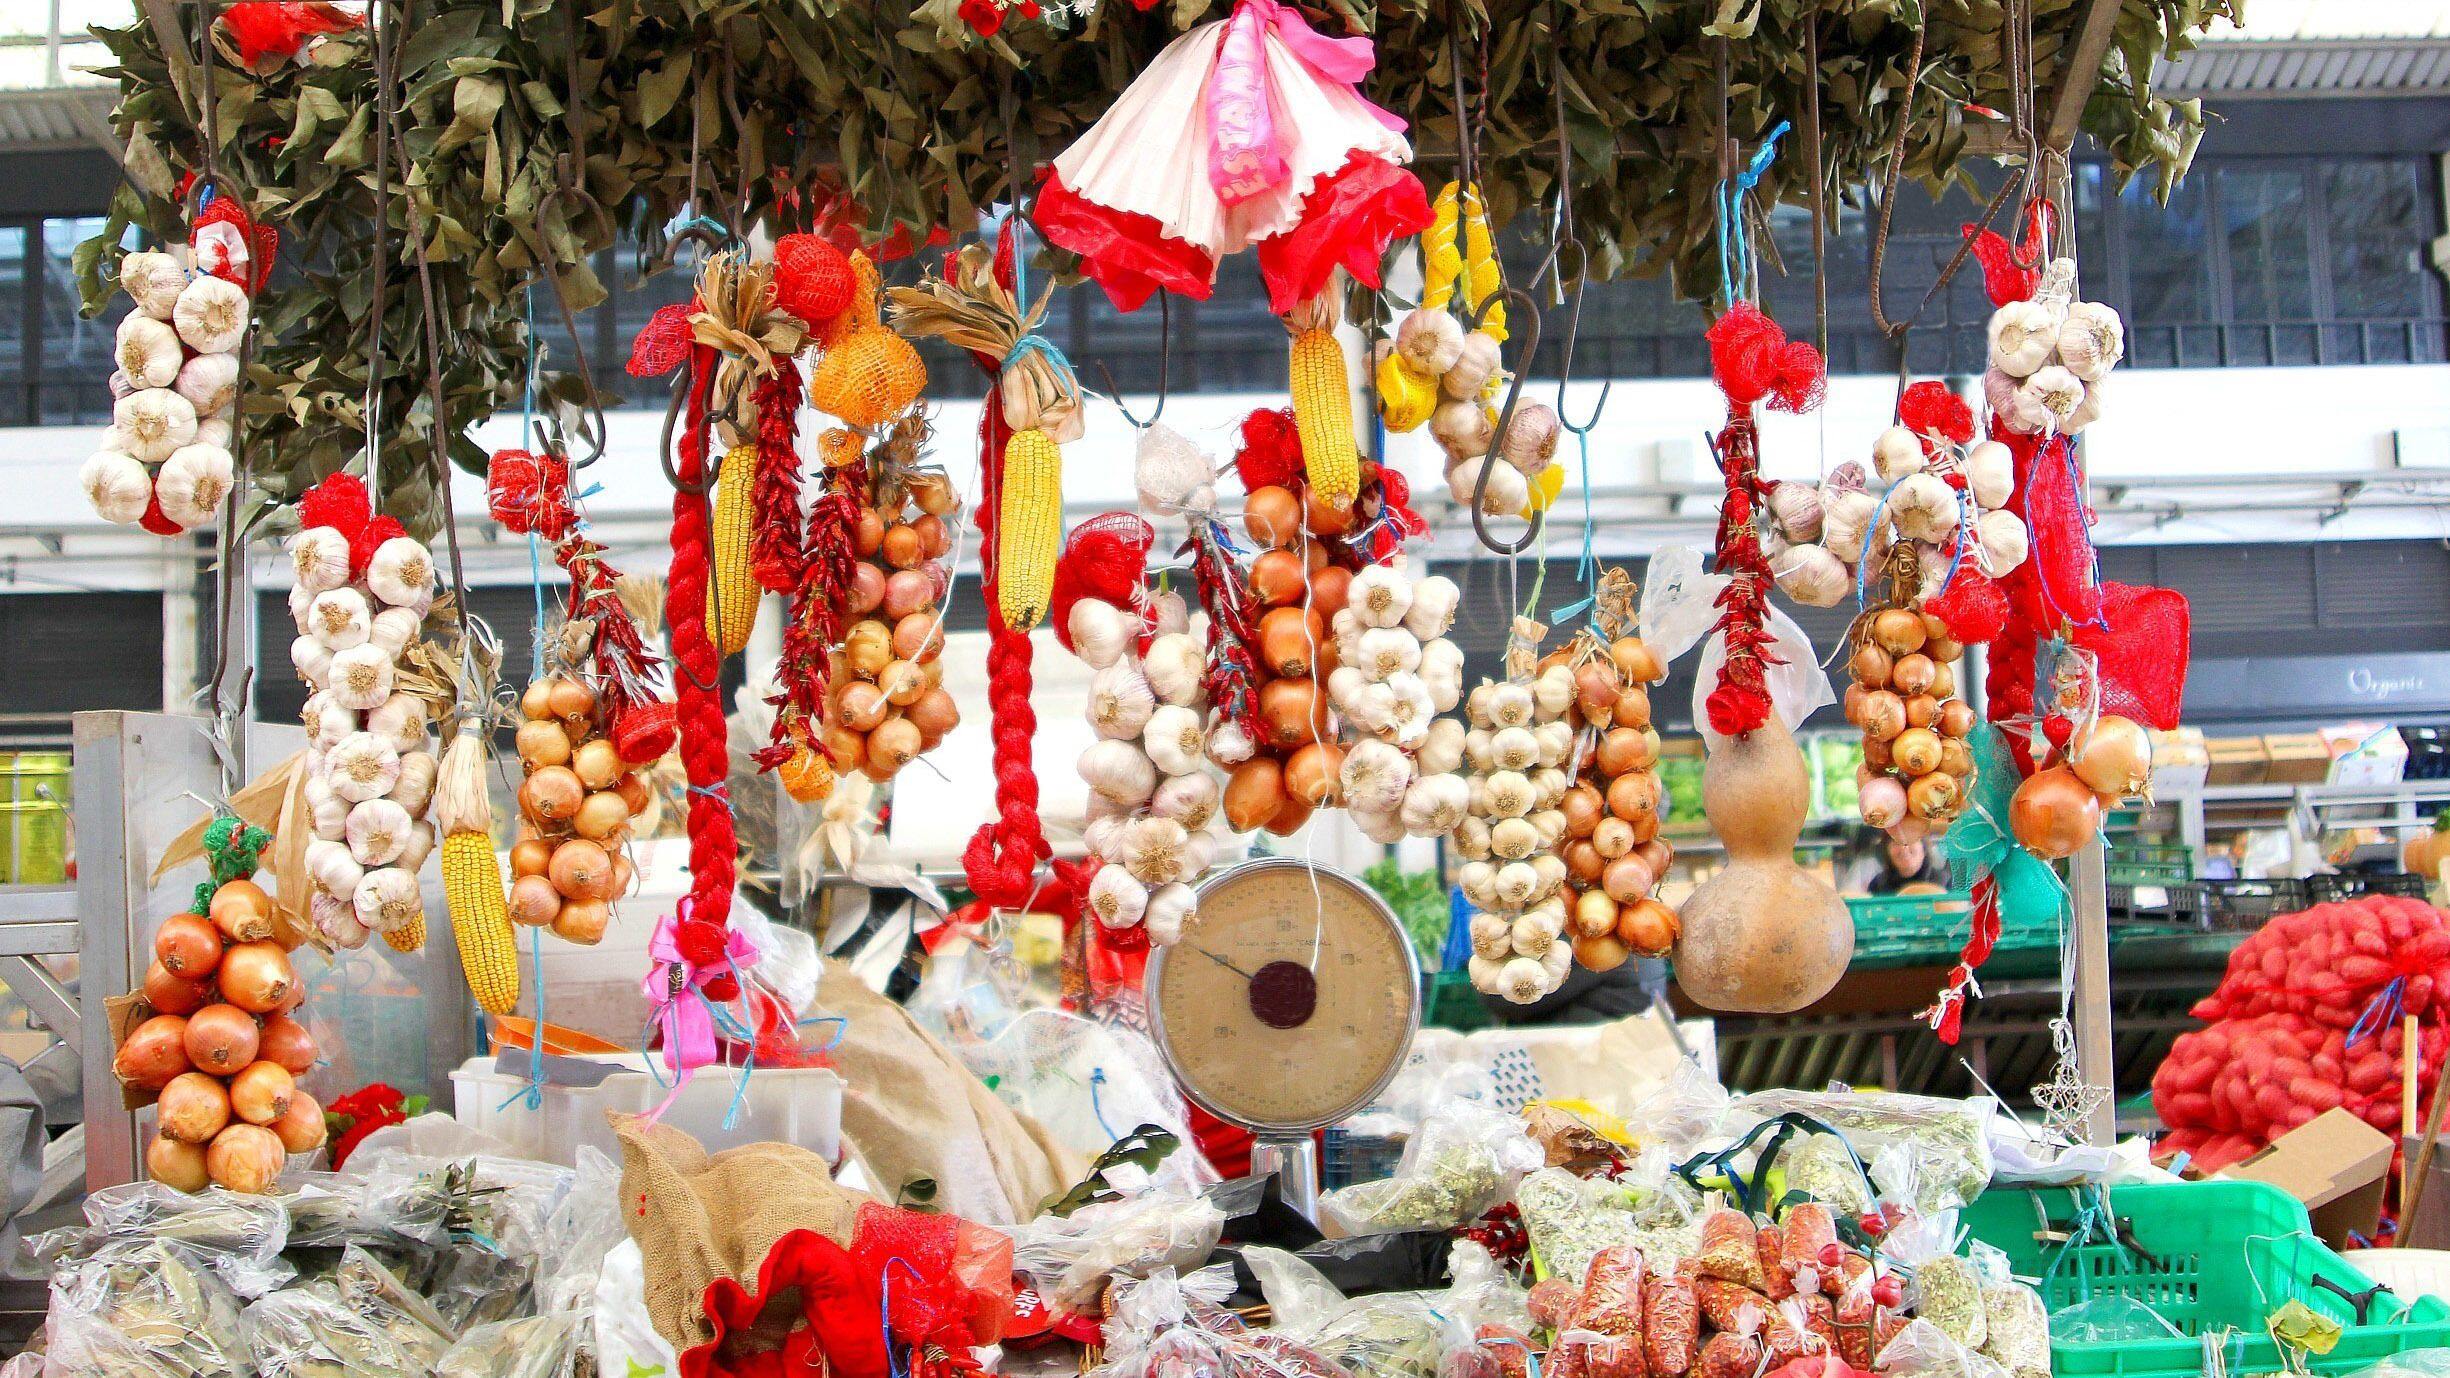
485, 448, 575, 541
1234, 407, 1303, 491
2079, 583, 2191, 730
849, 1202, 1017, 1353
627, 301, 697, 378
1048, 513, 1155, 655
775, 232, 856, 325
1921, 567, 2010, 645
2011, 432, 2104, 627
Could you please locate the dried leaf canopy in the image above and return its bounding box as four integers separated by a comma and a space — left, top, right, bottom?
84, 0, 2229, 531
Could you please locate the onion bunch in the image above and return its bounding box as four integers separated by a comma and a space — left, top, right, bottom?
1075, 593, 1214, 946
508, 674, 655, 945
1220, 482, 1356, 839
1846, 609, 1977, 840
1538, 629, 1681, 973
816, 448, 962, 790
82, 246, 247, 535
1322, 558, 1470, 843
114, 872, 326, 1194
289, 496, 438, 952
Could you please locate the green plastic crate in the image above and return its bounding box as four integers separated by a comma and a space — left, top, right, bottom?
1962, 1180, 2450, 1377
1423, 970, 1493, 1031
2108, 842, 2196, 887
1846, 893, 2062, 970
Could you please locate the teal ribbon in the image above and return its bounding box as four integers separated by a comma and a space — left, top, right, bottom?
1715, 120, 1791, 307
1946, 723, 2071, 931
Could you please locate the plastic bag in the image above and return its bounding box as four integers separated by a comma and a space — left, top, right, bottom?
77, 1182, 293, 1298
1725, 1088, 1994, 1213
1321, 1099, 1541, 1236
591, 1237, 678, 1378
1978, 1282, 2049, 1378
243, 1283, 431, 1375
1879, 1210, 1983, 1349
1007, 1185, 1227, 1314
1638, 544, 1835, 744
47, 1237, 251, 1377
2048, 1294, 2184, 1344
1782, 1134, 1876, 1217
1515, 1168, 1642, 1288
1878, 1317, 2012, 1378
532, 1145, 625, 1315
330, 1246, 456, 1367
1097, 1266, 1349, 1378
1443, 1240, 1533, 1336
436, 1313, 586, 1378
2348, 1350, 2450, 1378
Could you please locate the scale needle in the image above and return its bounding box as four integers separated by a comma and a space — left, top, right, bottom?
1188, 945, 1258, 982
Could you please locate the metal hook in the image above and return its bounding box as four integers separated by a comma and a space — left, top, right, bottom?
1463, 285, 1548, 556
529, 192, 611, 471
1093, 290, 1171, 428
1547, 239, 1611, 436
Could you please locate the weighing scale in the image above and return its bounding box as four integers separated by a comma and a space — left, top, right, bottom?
1146, 857, 1421, 1218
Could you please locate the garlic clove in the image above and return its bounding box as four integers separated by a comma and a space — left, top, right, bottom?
115, 313, 184, 390
366, 536, 434, 609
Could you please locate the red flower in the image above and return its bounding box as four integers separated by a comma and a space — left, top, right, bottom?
957, 0, 1003, 35
324, 1082, 427, 1169
1012, 0, 1042, 16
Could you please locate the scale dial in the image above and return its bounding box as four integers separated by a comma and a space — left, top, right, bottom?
1147, 857, 1420, 1133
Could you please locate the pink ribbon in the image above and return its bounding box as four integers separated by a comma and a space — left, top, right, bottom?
640, 908, 759, 1119
1206, 0, 1403, 206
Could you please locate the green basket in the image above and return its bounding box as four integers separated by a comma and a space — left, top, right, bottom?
1846, 893, 2062, 970
1962, 1180, 2450, 1377
1422, 970, 1493, 1031
2108, 842, 2196, 887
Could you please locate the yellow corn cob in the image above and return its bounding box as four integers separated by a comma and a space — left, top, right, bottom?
997, 427, 1062, 629
382, 911, 426, 953
711, 443, 757, 656
1290, 326, 1359, 508
435, 728, 519, 1016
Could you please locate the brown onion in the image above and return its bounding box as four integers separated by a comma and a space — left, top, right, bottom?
844, 619, 893, 676
1258, 606, 1327, 678
205, 1123, 285, 1194
1863, 735, 1894, 771
1610, 636, 1662, 683
1572, 888, 1620, 938
1250, 547, 1307, 607
209, 880, 274, 944
1596, 728, 1659, 778
912, 513, 951, 559
1616, 897, 1681, 955
1559, 784, 1603, 839
2073, 715, 2153, 798
1258, 678, 1328, 749
821, 723, 868, 774
145, 960, 213, 1016
510, 838, 554, 878
2009, 767, 2103, 860
510, 874, 562, 925
1938, 737, 1975, 778
877, 660, 929, 710
549, 839, 614, 901
258, 1014, 317, 1075
1858, 777, 1909, 829
866, 717, 923, 778
517, 718, 572, 769
1925, 634, 1964, 664
1929, 661, 1956, 699
159, 1072, 232, 1144
1563, 839, 1605, 885
1938, 699, 1975, 738
115, 1014, 191, 1090
1872, 608, 1928, 656
849, 562, 888, 615
881, 523, 925, 570
1263, 790, 1316, 837
522, 766, 584, 823
1612, 686, 1652, 730
1284, 742, 1346, 806
272, 1090, 327, 1154
1843, 683, 1870, 724
1605, 772, 1659, 823
1308, 565, 1352, 619
1601, 854, 1657, 904
1574, 931, 1632, 973
1903, 694, 1939, 729
1303, 486, 1355, 536
554, 899, 611, 945
229, 1060, 294, 1127
547, 677, 597, 721
573, 791, 630, 843
1224, 759, 1289, 832
218, 942, 296, 1014
520, 678, 557, 720
839, 681, 891, 733
1574, 662, 1624, 723
1858, 691, 1907, 743
1245, 486, 1303, 547
907, 689, 960, 745
183, 1004, 259, 1075
149, 1134, 211, 1192
1907, 771, 1962, 820
1891, 653, 1937, 696
613, 772, 653, 815
155, 911, 224, 977
1635, 837, 1675, 876
892, 613, 945, 664
852, 507, 885, 557
610, 850, 635, 898
1851, 642, 1893, 688
573, 738, 624, 790
1891, 728, 1944, 777
1591, 816, 1636, 859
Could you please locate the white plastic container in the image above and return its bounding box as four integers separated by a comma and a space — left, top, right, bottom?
450, 1054, 842, 1167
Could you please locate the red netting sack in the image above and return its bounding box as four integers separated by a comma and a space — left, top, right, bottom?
1921, 567, 2010, 645
1048, 513, 1155, 655
775, 232, 856, 325
2078, 582, 2191, 730
1707, 303, 1824, 413
628, 301, 697, 378
1253, 152, 1434, 316
1234, 407, 1303, 492
849, 1202, 1017, 1353
2011, 432, 2103, 627
2191, 896, 2450, 1025
221, 1, 360, 65
486, 448, 575, 541
1898, 380, 1974, 446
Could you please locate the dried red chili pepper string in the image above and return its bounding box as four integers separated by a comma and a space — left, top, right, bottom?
749, 358, 808, 593
760, 455, 866, 769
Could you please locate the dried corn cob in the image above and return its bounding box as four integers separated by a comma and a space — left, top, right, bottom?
1287, 291, 1359, 508
711, 443, 758, 655
435, 727, 518, 1015
998, 427, 1062, 629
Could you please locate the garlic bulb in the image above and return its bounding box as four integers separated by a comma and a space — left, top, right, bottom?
1142, 704, 1207, 777
291, 637, 335, 692
194, 415, 235, 451
1453, 458, 1529, 517
1487, 683, 1535, 729
2063, 376, 2105, 434
1977, 508, 2030, 575
1819, 489, 1881, 565
155, 444, 235, 528
1494, 861, 1540, 908
172, 275, 250, 354
305, 697, 355, 750
1533, 721, 1575, 769
1483, 770, 1535, 818
314, 891, 370, 950
1443, 332, 1503, 399
1415, 718, 1467, 777
1121, 816, 1190, 885
1404, 575, 1461, 640
1888, 472, 1960, 543
1144, 883, 1198, 945
1767, 481, 1824, 542
307, 838, 364, 898
1084, 814, 1127, 863
1142, 633, 1205, 707
1149, 590, 1190, 638
1496, 956, 1551, 1005
346, 797, 413, 866
1352, 806, 1407, 845
119, 250, 188, 320
389, 749, 438, 815
2057, 302, 2124, 382
1152, 771, 1220, 830
352, 866, 423, 935
1511, 906, 1562, 957
1963, 440, 2014, 510
1341, 739, 1414, 814
1871, 425, 1926, 483
1087, 661, 1158, 739
2012, 366, 2085, 433
1489, 726, 1540, 773
116, 313, 184, 390
1772, 543, 1851, 608
1453, 815, 1492, 860
397, 820, 436, 873
1423, 666, 1463, 715
1079, 738, 1158, 807
173, 352, 241, 417
115, 388, 198, 463
1355, 626, 1422, 681
1986, 300, 2059, 377
1343, 681, 1398, 737
1326, 665, 1367, 711
1207, 720, 1255, 767
1067, 598, 1131, 671
1396, 308, 1465, 375
1500, 403, 1562, 477
1348, 565, 1414, 629
365, 537, 433, 608
1432, 400, 1497, 461
1468, 908, 1510, 958
367, 605, 421, 658
367, 692, 429, 754
289, 527, 352, 593
308, 587, 373, 652
80, 450, 152, 525
327, 644, 397, 711
1088, 866, 1150, 928
328, 732, 402, 802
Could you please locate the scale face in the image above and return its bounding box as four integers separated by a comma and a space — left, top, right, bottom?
1147, 857, 1421, 1134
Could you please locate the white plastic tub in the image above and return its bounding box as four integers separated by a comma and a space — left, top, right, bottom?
451, 1054, 842, 1167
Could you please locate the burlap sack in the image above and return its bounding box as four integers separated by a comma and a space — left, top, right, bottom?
613, 1114, 871, 1354
818, 958, 1086, 1227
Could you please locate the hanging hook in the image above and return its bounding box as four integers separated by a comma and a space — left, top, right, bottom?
1462, 285, 1547, 556
1093, 290, 1172, 428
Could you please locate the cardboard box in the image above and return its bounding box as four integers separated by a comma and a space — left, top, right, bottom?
2221, 1107, 2394, 1248
2264, 733, 2334, 786
2150, 727, 2210, 796
2322, 724, 2409, 787
2206, 737, 2269, 786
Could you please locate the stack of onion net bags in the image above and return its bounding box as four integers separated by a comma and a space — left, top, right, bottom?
2154, 892, 2450, 1172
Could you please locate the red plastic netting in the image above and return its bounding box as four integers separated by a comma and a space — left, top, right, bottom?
1707, 303, 1824, 414
1049, 513, 1156, 656
850, 1202, 1016, 1354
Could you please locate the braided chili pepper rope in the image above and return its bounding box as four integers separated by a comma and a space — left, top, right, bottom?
750, 358, 807, 593
667, 344, 737, 931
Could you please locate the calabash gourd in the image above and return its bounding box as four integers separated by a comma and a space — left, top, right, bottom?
1673, 717, 1854, 1012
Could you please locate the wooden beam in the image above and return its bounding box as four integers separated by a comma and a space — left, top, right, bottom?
2044, 0, 2125, 153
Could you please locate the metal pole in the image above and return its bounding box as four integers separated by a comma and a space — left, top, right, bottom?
72, 712, 138, 1192
2070, 835, 2116, 1145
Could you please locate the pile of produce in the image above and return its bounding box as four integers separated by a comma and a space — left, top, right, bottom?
80, 226, 253, 535
507, 673, 651, 946
2154, 894, 2450, 1170
1843, 608, 1974, 839
113, 827, 326, 1195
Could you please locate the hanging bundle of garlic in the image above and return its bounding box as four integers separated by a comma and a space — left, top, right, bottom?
1073, 601, 1215, 948
1986, 258, 2122, 436
1322, 557, 1470, 843
84, 246, 247, 534
1452, 627, 1578, 1005
287, 474, 440, 951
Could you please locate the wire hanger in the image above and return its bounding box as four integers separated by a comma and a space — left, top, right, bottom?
1094, 290, 1172, 428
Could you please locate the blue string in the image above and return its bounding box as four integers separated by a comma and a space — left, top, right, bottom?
1088, 1066, 1118, 1141
1714, 120, 1792, 307
2345, 975, 2409, 1050
1550, 429, 1603, 624
1853, 487, 1900, 610
496, 925, 550, 1113
664, 211, 734, 246
1006, 333, 1076, 392
796, 1013, 850, 1055
879, 1256, 928, 1378
684, 782, 735, 816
